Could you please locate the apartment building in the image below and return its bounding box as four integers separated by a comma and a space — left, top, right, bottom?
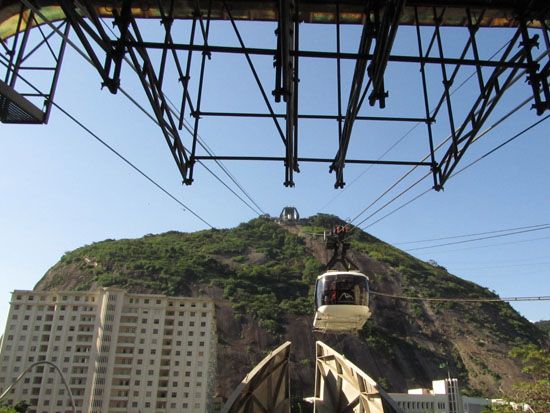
0, 288, 217, 413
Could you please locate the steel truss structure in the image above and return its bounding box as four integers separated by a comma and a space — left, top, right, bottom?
1, 0, 550, 189
0, 4, 68, 123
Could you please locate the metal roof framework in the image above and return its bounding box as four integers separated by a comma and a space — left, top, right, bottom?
1, 0, 549, 189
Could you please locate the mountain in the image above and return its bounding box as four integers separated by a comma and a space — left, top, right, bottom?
34, 214, 546, 402
535, 320, 550, 337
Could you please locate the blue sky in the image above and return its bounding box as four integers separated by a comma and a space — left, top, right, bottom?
1, 17, 549, 333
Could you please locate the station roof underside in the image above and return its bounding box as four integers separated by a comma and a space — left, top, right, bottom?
1, 0, 550, 39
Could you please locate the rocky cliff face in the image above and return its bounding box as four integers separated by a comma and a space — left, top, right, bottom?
34, 216, 546, 401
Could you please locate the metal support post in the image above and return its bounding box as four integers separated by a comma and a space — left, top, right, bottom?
414, 7, 440, 191
538, 22, 550, 110
119, 16, 190, 181
367, 0, 404, 108
179, 11, 198, 129
437, 28, 528, 186
433, 7, 458, 159
59, 0, 119, 92
187, 0, 213, 185
276, 0, 298, 187
330, 4, 375, 188
519, 17, 547, 115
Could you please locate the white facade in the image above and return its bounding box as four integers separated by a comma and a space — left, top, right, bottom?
0, 288, 217, 413
389, 379, 490, 413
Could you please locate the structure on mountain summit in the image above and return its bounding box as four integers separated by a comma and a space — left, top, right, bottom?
279, 207, 300, 222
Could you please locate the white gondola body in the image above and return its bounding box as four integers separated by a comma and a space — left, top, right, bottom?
313, 271, 371, 333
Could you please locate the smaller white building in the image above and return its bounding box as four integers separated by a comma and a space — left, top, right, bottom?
389, 378, 490, 413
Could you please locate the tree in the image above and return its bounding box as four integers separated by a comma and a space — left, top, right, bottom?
484, 345, 549, 412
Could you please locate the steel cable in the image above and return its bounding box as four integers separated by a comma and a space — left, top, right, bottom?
17, 0, 266, 216
361, 110, 550, 230
369, 291, 550, 302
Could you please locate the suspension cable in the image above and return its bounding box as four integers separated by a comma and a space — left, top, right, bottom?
348, 39, 549, 228
394, 222, 550, 245
321, 38, 514, 212
51, 100, 215, 228
98, 18, 266, 216
405, 225, 550, 252
370, 291, 550, 303
17, 0, 265, 217
0, 60, 217, 227
362, 111, 550, 230
352, 93, 537, 229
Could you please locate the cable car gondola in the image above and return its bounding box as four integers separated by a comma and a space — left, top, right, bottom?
313, 270, 370, 333
312, 224, 371, 333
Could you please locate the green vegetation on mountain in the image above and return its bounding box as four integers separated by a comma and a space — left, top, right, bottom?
484, 345, 550, 412
535, 320, 550, 337
36, 214, 547, 397
45, 217, 324, 334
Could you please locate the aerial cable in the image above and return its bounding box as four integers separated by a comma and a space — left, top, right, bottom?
98, 19, 266, 216
405, 225, 550, 252
363, 187, 431, 230
355, 171, 431, 228
445, 260, 550, 271
394, 222, 550, 245
112, 85, 266, 217
320, 38, 514, 212
0, 56, 215, 228
351, 93, 538, 229
320, 122, 422, 212
369, 291, 550, 303
101, 17, 267, 216
347, 42, 549, 227
18, 0, 265, 217
360, 106, 548, 230
108, 80, 265, 217
450, 112, 550, 179
418, 235, 550, 254
50, 100, 215, 229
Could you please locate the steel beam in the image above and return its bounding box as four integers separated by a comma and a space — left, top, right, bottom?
330, 4, 375, 188
195, 111, 427, 122
414, 6, 440, 190
368, 0, 405, 108
274, 0, 299, 186
116, 15, 190, 182
186, 0, 212, 185
59, 0, 118, 92
6, 0, 550, 190
436, 27, 529, 188
194, 155, 431, 166
119, 40, 531, 68
519, 16, 549, 115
